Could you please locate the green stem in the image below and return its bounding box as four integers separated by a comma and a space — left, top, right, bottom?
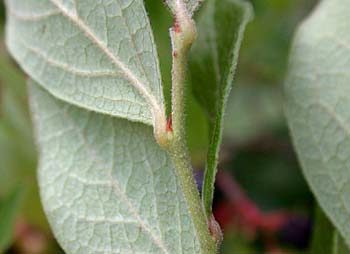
166, 4, 217, 254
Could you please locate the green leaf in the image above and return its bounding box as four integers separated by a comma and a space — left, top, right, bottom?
311, 206, 350, 254
0, 51, 46, 230
29, 81, 201, 254
5, 0, 165, 126
224, 82, 284, 145
189, 0, 253, 216
333, 233, 350, 254
0, 188, 24, 252
164, 0, 203, 16
284, 0, 350, 248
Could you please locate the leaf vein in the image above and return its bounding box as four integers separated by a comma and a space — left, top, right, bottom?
49, 0, 162, 122
110, 123, 170, 254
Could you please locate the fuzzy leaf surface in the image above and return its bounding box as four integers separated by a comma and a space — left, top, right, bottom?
284, 0, 350, 247
6, 0, 164, 125
29, 81, 201, 254
189, 0, 253, 215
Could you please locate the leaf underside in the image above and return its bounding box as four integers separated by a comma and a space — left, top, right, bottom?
5, 0, 206, 253
6, 0, 164, 125
284, 0, 350, 248
189, 0, 253, 215
29, 81, 200, 254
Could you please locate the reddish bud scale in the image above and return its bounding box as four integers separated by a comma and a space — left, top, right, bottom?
166, 116, 173, 132
173, 51, 178, 57
173, 18, 181, 33
208, 215, 223, 245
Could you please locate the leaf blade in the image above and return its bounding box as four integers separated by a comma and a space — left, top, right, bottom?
29, 81, 201, 254
284, 0, 350, 248
6, 0, 165, 125
189, 0, 253, 216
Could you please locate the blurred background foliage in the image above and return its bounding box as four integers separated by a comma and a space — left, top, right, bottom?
0, 0, 320, 253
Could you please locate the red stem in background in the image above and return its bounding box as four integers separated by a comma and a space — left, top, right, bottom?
14, 219, 48, 254
215, 170, 291, 253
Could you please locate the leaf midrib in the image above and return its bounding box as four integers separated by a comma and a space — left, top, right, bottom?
48, 0, 163, 120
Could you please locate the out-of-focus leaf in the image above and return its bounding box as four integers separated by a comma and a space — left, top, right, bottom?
220, 230, 253, 254
0, 50, 46, 230
232, 145, 311, 210
238, 0, 316, 83
224, 82, 284, 144
311, 206, 350, 254
189, 0, 253, 216
0, 187, 24, 252
285, 0, 350, 247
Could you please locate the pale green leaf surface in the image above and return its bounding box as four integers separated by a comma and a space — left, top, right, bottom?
284, 0, 350, 247
6, 0, 164, 125
29, 81, 201, 254
189, 0, 253, 215
165, 0, 203, 16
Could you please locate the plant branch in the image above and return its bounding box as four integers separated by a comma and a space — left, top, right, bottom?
165, 2, 217, 253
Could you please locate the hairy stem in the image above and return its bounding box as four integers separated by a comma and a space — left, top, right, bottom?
166, 3, 217, 253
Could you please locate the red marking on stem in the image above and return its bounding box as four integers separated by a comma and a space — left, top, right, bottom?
166, 116, 173, 132
173, 51, 178, 57
214, 170, 292, 251
174, 18, 181, 33
208, 215, 223, 244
